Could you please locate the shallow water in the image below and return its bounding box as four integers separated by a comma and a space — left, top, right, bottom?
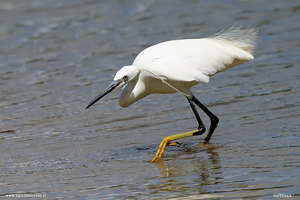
1, 0, 300, 199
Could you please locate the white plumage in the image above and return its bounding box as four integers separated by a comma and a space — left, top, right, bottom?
87, 27, 257, 108
86, 27, 258, 162
133, 27, 256, 83
115, 27, 257, 107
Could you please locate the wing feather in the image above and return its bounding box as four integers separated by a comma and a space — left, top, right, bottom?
133, 27, 257, 84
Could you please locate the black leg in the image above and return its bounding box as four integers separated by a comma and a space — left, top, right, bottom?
187, 97, 206, 135
190, 95, 219, 143
150, 96, 218, 162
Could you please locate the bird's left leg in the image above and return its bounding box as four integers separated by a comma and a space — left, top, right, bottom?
191, 95, 219, 143
187, 97, 206, 135
150, 98, 206, 163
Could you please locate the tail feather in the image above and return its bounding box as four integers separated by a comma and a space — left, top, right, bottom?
210, 26, 258, 53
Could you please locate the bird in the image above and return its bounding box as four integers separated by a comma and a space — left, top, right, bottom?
86, 27, 258, 162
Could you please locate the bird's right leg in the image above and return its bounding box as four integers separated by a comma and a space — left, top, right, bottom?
164, 98, 208, 147
167, 98, 207, 145
150, 130, 197, 162
150, 98, 206, 163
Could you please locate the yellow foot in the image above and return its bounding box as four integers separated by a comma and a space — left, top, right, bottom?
167, 142, 178, 146
150, 130, 197, 162
150, 137, 170, 162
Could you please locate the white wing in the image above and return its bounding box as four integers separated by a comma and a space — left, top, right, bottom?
133, 27, 257, 84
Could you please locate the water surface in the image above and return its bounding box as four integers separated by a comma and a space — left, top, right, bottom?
0, 0, 299, 199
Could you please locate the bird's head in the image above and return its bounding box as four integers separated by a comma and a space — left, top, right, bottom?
85, 66, 139, 109
113, 65, 140, 88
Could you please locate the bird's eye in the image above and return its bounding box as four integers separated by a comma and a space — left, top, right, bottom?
123, 75, 128, 82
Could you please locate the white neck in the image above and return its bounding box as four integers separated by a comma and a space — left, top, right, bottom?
119, 72, 141, 108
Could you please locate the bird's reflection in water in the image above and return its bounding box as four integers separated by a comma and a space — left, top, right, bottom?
150, 143, 222, 194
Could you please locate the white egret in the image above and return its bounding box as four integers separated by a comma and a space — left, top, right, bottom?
86, 27, 258, 162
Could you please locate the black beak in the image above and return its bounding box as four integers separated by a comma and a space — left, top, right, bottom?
85, 80, 122, 110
